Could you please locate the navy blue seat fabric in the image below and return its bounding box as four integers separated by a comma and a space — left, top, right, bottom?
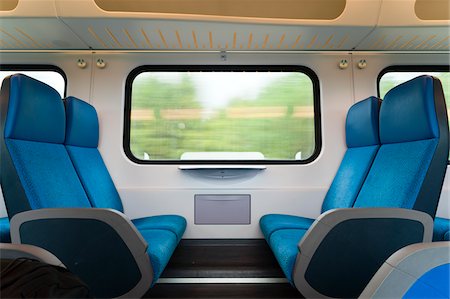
0, 217, 11, 242
64, 96, 186, 281
433, 217, 450, 241
260, 96, 381, 282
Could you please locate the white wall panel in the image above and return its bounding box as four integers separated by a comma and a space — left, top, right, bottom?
89, 52, 353, 238
0, 50, 448, 235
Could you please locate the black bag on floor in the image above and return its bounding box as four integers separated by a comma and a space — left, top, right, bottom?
0, 258, 91, 298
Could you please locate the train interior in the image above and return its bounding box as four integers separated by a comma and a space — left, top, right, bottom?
0, 0, 449, 298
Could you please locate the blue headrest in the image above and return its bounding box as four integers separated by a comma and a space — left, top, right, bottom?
380, 75, 439, 144
4, 74, 65, 143
346, 96, 380, 148
64, 96, 99, 148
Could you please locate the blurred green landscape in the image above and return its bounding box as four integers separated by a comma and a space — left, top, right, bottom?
130, 73, 315, 160
130, 71, 450, 161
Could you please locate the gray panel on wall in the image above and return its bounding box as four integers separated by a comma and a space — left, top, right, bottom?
195, 194, 251, 225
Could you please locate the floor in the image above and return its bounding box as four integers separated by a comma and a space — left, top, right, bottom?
144, 239, 303, 298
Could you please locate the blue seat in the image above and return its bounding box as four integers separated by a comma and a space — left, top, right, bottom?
360, 242, 450, 298
0, 217, 11, 242
260, 96, 381, 282
64, 96, 186, 273
434, 217, 450, 241
0, 74, 184, 297
261, 76, 449, 298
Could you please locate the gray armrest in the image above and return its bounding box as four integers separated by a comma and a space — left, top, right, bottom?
0, 243, 64, 267
10, 208, 152, 299
360, 241, 450, 298
292, 208, 433, 299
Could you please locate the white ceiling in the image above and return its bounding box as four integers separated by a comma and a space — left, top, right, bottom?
0, 0, 448, 51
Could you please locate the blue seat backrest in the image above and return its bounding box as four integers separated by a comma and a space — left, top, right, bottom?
64, 97, 124, 212
0, 75, 92, 218
354, 76, 449, 217
321, 97, 380, 212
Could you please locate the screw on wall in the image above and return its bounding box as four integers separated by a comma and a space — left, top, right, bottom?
220, 51, 227, 62
357, 59, 367, 69
339, 59, 349, 70
96, 59, 106, 69
77, 58, 87, 69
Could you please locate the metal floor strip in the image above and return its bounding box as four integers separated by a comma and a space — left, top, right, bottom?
157, 278, 288, 284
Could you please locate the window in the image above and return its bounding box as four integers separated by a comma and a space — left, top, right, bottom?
378, 66, 450, 160
125, 66, 320, 164
0, 65, 66, 98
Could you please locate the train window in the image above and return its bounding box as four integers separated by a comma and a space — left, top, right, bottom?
125, 66, 320, 164
378, 66, 450, 160
0, 66, 66, 97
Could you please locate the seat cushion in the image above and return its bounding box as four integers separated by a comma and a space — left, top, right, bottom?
6, 140, 92, 209
260, 214, 314, 241
433, 217, 450, 242
0, 217, 11, 243
269, 228, 308, 284
132, 215, 187, 243
138, 229, 178, 285
354, 139, 437, 210
321, 145, 379, 212
321, 97, 381, 213
65, 146, 124, 212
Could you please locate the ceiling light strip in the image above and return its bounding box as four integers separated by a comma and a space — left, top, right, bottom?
0, 29, 27, 48
124, 29, 138, 48
192, 31, 199, 49
399, 35, 419, 49
415, 35, 436, 49
15, 28, 42, 48
292, 34, 302, 49
106, 27, 123, 47
141, 29, 153, 48
88, 27, 108, 48
158, 30, 168, 48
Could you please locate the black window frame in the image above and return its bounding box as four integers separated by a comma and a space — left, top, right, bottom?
377, 65, 450, 98
124, 65, 322, 165
0, 64, 67, 98
377, 65, 450, 164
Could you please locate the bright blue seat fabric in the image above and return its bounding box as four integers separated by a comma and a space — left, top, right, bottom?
132, 215, 186, 243
269, 229, 308, 283
138, 229, 178, 284
260, 214, 314, 241
0, 217, 11, 243
64, 97, 124, 212
260, 76, 449, 287
353, 76, 448, 215
1, 75, 92, 219
433, 217, 450, 241
0, 75, 185, 289
402, 263, 450, 299
260, 97, 381, 281
260, 97, 380, 242
63, 96, 186, 281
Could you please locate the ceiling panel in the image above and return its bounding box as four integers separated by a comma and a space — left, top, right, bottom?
0, 18, 89, 50
62, 19, 372, 51
356, 27, 450, 51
